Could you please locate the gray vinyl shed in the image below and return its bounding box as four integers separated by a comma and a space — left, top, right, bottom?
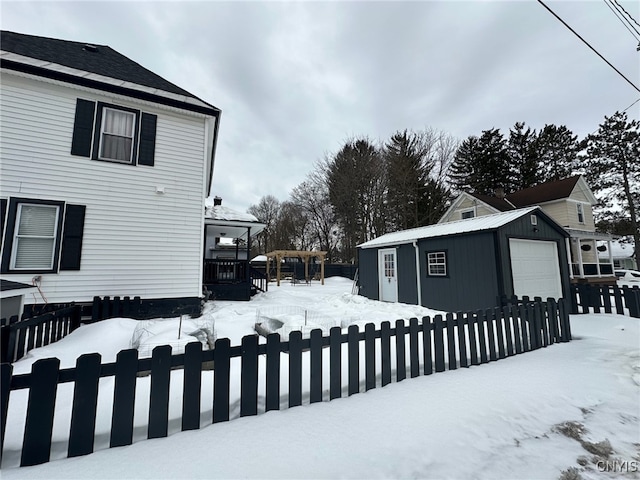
357, 207, 570, 312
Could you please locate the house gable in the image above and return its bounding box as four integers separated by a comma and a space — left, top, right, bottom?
441, 176, 598, 232
438, 192, 502, 223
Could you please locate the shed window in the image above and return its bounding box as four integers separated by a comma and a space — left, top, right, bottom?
427, 251, 447, 276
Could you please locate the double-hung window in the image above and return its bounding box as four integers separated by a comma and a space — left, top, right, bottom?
1, 198, 86, 274
577, 203, 585, 224
427, 251, 447, 276
70, 99, 157, 167
11, 203, 60, 270
99, 107, 136, 163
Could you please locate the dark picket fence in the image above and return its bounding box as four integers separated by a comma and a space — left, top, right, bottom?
1, 298, 570, 468
569, 284, 640, 318
0, 305, 82, 364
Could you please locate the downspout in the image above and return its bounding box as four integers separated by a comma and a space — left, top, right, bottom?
413, 240, 422, 306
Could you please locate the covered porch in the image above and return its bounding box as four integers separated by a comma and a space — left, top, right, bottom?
203, 199, 266, 301
565, 229, 616, 284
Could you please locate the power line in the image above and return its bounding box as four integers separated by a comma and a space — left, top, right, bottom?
622, 97, 640, 113
537, 0, 640, 93
603, 0, 640, 41
612, 0, 640, 30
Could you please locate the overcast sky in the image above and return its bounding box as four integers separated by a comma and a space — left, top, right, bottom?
2, 1, 639, 212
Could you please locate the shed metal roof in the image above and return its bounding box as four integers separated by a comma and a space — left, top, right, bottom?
359, 207, 541, 249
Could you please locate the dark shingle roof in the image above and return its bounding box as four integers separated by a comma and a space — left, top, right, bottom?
469, 193, 514, 212
507, 176, 581, 207
471, 176, 582, 210
1, 30, 196, 98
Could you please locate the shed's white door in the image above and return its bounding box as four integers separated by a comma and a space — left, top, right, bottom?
378, 248, 398, 302
509, 239, 563, 300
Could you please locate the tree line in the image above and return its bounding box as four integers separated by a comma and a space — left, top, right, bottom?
248, 111, 639, 265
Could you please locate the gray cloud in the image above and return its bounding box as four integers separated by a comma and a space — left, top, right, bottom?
2, 0, 638, 211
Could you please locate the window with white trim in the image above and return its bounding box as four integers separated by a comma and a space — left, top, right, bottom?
427, 251, 447, 276
98, 107, 136, 163
577, 203, 585, 224
10, 203, 60, 270
461, 208, 475, 220
1, 198, 86, 274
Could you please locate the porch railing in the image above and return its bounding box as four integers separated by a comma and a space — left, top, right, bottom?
203, 259, 248, 283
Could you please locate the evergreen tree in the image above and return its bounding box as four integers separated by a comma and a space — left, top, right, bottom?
535, 124, 579, 181
508, 122, 539, 190
448, 128, 512, 195
327, 138, 387, 262
583, 111, 640, 267
384, 130, 430, 230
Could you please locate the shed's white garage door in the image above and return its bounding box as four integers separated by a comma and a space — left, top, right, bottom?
509, 239, 563, 300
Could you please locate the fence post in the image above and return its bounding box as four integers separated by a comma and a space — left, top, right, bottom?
1, 362, 13, 460
364, 323, 376, 389
110, 349, 138, 448
288, 331, 303, 407
310, 329, 323, 402
379, 322, 392, 385
445, 313, 457, 370
68, 353, 102, 457
624, 286, 640, 318
348, 325, 360, 395
213, 338, 231, 423
433, 315, 445, 372
21, 358, 61, 466
265, 333, 281, 412
148, 345, 172, 439
182, 342, 203, 431
569, 284, 578, 314
0, 323, 11, 363
240, 335, 259, 417
422, 316, 433, 374
409, 318, 420, 376
329, 327, 342, 399
395, 319, 407, 381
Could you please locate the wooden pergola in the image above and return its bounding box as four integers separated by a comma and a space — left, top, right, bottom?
265, 250, 327, 286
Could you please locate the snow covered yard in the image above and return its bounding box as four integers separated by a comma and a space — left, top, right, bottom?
2, 277, 639, 479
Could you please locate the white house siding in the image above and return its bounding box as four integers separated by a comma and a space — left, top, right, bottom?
0, 73, 208, 303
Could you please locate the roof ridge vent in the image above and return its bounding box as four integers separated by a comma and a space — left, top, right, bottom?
83, 44, 99, 53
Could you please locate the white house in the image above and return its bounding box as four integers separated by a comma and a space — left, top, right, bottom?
0, 31, 221, 313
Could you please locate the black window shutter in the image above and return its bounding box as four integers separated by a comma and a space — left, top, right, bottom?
0, 198, 7, 246
60, 204, 86, 271
138, 112, 157, 166
0, 200, 18, 273
71, 99, 96, 157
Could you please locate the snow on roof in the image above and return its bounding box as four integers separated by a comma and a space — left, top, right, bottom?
251, 255, 268, 262
205, 205, 259, 223
359, 207, 540, 249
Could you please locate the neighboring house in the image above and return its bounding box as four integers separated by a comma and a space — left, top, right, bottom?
203, 197, 266, 300
439, 176, 615, 284
598, 240, 637, 270
0, 31, 221, 314
358, 207, 570, 312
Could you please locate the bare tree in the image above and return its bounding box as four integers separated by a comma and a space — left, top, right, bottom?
290, 165, 339, 261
